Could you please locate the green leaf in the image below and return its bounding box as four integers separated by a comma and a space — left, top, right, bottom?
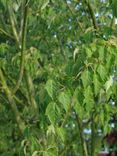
46, 102, 59, 125
47, 125, 55, 136
85, 47, 93, 58
73, 87, 84, 118
97, 64, 107, 81
98, 46, 105, 61
44, 151, 56, 156
0, 152, 13, 156
104, 75, 113, 92
56, 127, 66, 142
58, 90, 71, 112
81, 69, 91, 88
45, 79, 56, 99
41, 0, 49, 10
73, 47, 79, 61
23, 127, 30, 138
84, 86, 94, 111
93, 73, 101, 96
111, 0, 117, 17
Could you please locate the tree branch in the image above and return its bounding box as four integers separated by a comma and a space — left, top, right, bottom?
0, 27, 15, 39
13, 0, 28, 94
0, 68, 25, 133
84, 0, 98, 30
75, 113, 88, 156
7, 4, 20, 44
24, 70, 39, 116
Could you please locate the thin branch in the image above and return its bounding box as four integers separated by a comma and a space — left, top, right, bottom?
110, 16, 115, 28
0, 27, 15, 39
0, 68, 25, 133
24, 70, 39, 115
19, 1, 25, 41
13, 0, 28, 94
75, 113, 88, 156
61, 106, 71, 127
7, 4, 20, 44
84, 0, 98, 30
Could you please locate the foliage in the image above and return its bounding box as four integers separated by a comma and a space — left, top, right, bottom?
0, 0, 117, 156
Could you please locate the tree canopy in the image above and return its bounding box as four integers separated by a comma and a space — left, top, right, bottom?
0, 0, 117, 156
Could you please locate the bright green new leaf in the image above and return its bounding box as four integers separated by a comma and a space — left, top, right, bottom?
46, 102, 57, 125
41, 0, 49, 10
104, 75, 113, 92
56, 127, 66, 142
85, 47, 93, 58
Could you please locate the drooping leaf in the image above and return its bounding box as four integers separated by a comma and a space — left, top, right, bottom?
58, 90, 71, 112
41, 0, 49, 10
81, 69, 91, 88
84, 86, 94, 111
111, 0, 117, 17
46, 102, 60, 125
56, 127, 66, 142
85, 47, 93, 58
93, 73, 101, 96
45, 79, 56, 99
104, 75, 113, 92
97, 64, 107, 81
98, 46, 105, 61
73, 87, 84, 118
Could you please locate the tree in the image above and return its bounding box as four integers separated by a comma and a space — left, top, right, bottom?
0, 0, 117, 155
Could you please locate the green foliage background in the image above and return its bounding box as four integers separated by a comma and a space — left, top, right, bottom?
0, 0, 117, 156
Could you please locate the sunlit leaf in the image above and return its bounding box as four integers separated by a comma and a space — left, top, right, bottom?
45, 79, 56, 99
81, 69, 91, 88
58, 90, 71, 112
